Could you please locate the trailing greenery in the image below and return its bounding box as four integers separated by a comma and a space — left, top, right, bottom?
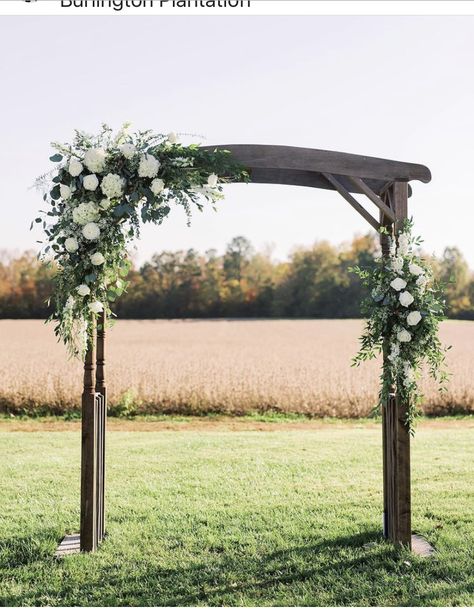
34, 124, 248, 357
351, 220, 450, 433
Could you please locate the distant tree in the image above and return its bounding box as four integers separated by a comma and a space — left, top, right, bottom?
0, 236, 473, 320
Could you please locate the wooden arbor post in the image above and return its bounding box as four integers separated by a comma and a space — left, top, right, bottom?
80, 312, 107, 552
380, 182, 411, 548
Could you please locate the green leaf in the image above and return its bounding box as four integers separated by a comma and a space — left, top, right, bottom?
49, 153, 63, 163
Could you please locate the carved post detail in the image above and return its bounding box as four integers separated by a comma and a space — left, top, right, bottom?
96, 311, 107, 542
80, 321, 98, 552
380, 182, 411, 548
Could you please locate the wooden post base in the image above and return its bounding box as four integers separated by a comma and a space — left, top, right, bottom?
55, 534, 81, 557
55, 532, 107, 557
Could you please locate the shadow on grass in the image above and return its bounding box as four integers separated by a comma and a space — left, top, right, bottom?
1, 528, 469, 607
0, 530, 59, 569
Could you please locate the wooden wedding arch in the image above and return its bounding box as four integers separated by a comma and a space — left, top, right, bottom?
77, 144, 431, 554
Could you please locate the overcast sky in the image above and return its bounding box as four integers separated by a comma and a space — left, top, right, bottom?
2, 15, 474, 264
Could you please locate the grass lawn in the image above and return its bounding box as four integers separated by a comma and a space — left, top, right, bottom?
1, 420, 473, 606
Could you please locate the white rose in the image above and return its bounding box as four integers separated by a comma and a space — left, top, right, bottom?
68, 158, 83, 177
407, 310, 422, 326
207, 173, 218, 188
84, 148, 106, 173
60, 184, 72, 201
65, 237, 79, 253
138, 153, 160, 178
77, 284, 90, 297
167, 132, 178, 144
101, 173, 124, 199
82, 222, 100, 241
151, 178, 165, 196
83, 174, 99, 191
72, 202, 99, 225
391, 256, 404, 273
399, 291, 414, 307
88, 300, 104, 314
409, 263, 424, 276
397, 328, 412, 343
390, 277, 407, 291
119, 143, 136, 159
90, 252, 105, 266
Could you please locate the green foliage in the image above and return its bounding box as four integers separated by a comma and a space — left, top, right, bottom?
33, 124, 248, 358
351, 220, 450, 433
109, 389, 140, 418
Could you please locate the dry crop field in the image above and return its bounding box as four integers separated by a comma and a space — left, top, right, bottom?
0, 319, 473, 418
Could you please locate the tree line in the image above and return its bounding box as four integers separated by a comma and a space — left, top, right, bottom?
1, 235, 474, 319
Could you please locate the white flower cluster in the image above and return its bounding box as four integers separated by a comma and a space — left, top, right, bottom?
39, 125, 234, 357
101, 173, 124, 199
138, 154, 160, 178
72, 202, 99, 225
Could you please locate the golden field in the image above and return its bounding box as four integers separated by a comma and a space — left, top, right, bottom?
0, 319, 473, 417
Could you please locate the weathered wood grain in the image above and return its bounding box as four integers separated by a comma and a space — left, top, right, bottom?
202, 144, 431, 196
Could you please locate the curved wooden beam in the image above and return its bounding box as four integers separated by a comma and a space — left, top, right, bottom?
203, 144, 431, 196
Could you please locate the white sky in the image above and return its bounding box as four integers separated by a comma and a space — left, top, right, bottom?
1, 15, 474, 265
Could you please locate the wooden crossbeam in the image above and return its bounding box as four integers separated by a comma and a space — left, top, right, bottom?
321, 172, 380, 231
348, 176, 396, 223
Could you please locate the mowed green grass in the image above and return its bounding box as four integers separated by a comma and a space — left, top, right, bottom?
1, 424, 473, 606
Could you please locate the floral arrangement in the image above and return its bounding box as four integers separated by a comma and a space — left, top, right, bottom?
351, 219, 449, 433
34, 124, 248, 358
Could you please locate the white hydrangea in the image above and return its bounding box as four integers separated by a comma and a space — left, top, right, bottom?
84, 148, 106, 173
72, 202, 99, 225
101, 173, 124, 199
60, 184, 72, 201
90, 252, 105, 266
68, 158, 83, 177
138, 154, 160, 178
399, 291, 414, 307
65, 237, 79, 253
119, 143, 136, 159
77, 284, 91, 296
390, 277, 407, 291
88, 300, 104, 314
82, 222, 100, 241
99, 198, 112, 210
150, 178, 165, 196
407, 310, 422, 326
397, 328, 412, 343
83, 174, 99, 191
403, 361, 415, 385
